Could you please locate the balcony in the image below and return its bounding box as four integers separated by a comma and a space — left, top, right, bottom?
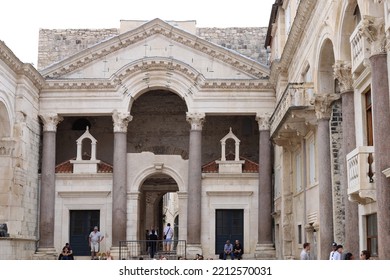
270, 82, 315, 144
349, 17, 373, 75
346, 146, 376, 204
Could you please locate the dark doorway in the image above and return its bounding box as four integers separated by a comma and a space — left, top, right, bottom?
215, 209, 244, 254
69, 210, 100, 256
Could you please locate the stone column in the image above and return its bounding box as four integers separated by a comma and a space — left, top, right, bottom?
371, 50, 390, 260
38, 113, 63, 257
112, 110, 132, 248
185, 112, 205, 255
333, 61, 359, 257
254, 114, 275, 259
313, 94, 337, 259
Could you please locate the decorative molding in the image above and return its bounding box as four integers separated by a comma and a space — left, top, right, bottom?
186, 112, 205, 131
40, 113, 63, 132
42, 57, 272, 91
0, 41, 46, 89
333, 61, 353, 93
112, 110, 132, 133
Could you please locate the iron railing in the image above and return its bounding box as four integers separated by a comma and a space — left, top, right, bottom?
119, 240, 186, 260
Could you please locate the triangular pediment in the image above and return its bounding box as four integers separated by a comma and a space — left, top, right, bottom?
40, 18, 270, 82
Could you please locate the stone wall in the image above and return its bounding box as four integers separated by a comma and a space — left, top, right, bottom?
38, 26, 268, 70
330, 100, 344, 243
38, 28, 119, 70
196, 27, 268, 65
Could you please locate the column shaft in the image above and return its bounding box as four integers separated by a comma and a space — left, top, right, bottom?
317, 118, 333, 259
112, 132, 127, 246
370, 53, 390, 259
258, 130, 273, 244
187, 129, 202, 244
341, 90, 359, 257
39, 131, 56, 248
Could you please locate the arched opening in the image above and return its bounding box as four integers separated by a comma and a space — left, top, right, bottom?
318, 39, 336, 95
138, 173, 179, 257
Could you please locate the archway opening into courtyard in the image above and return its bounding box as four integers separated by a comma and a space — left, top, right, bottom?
138, 173, 179, 246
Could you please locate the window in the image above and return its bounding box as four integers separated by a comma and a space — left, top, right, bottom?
366, 214, 378, 257
308, 137, 316, 186
298, 224, 302, 244
295, 152, 302, 192
365, 90, 373, 146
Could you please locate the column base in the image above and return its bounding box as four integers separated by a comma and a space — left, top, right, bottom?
186, 244, 202, 260
32, 247, 58, 260
254, 243, 276, 260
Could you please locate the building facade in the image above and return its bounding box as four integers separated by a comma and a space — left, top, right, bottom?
0, 19, 275, 259
267, 0, 390, 259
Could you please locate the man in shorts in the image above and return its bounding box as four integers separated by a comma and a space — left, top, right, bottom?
89, 226, 104, 259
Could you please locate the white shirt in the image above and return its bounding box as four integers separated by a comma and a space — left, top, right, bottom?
333, 250, 342, 260
163, 226, 174, 239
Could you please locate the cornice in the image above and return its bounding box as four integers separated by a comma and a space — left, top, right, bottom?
43, 57, 271, 91
40, 18, 270, 80
0, 41, 46, 89
270, 0, 316, 84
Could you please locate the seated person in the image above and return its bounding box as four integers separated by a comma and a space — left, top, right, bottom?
223, 240, 234, 260
58, 243, 74, 260
233, 239, 243, 260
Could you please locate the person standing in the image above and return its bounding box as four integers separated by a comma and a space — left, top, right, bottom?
163, 223, 174, 251
329, 242, 337, 260
89, 226, 104, 260
149, 229, 158, 259
300, 242, 310, 260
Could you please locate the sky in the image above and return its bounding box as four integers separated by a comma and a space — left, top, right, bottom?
0, 0, 275, 66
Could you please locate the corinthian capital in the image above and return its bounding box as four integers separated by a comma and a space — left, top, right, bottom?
40, 113, 63, 132
256, 113, 271, 131
359, 16, 386, 55
333, 61, 353, 93
112, 109, 132, 133
310, 93, 340, 120
186, 112, 205, 131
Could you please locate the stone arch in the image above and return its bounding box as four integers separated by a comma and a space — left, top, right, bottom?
338, 0, 359, 62
132, 165, 185, 193
114, 57, 202, 113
